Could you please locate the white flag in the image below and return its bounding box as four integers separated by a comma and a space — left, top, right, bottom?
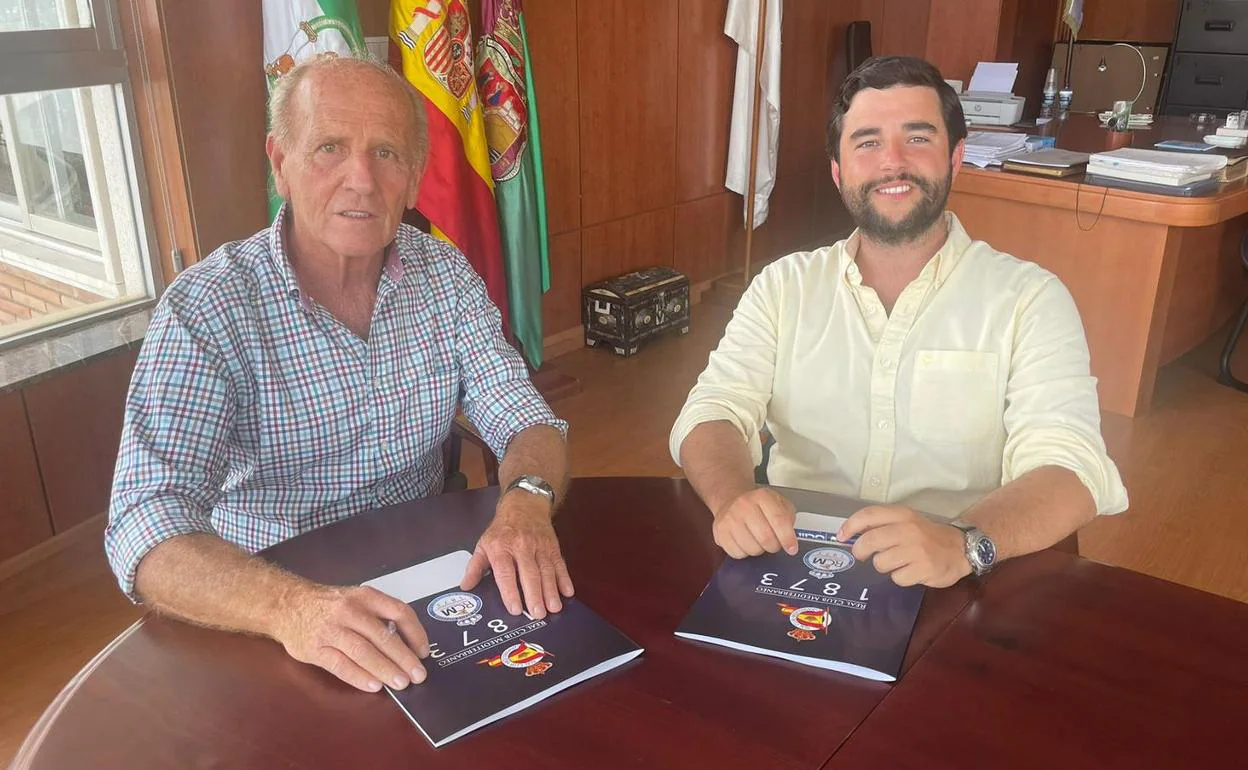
725, 0, 782, 229
262, 0, 367, 217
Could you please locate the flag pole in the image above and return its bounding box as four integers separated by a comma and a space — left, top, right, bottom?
742, 0, 768, 285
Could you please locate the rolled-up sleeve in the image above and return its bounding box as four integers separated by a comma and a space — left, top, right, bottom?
669, 266, 780, 468
1001, 276, 1129, 515
451, 251, 566, 459
105, 303, 234, 601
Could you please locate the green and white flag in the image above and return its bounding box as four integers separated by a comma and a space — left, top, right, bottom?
263, 0, 367, 219
478, 0, 550, 369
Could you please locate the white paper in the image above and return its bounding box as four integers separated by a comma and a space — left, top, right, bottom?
673, 632, 895, 681
794, 511, 846, 534
968, 62, 1019, 95
363, 551, 472, 603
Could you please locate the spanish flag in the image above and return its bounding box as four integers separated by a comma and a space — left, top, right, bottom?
391, 0, 509, 320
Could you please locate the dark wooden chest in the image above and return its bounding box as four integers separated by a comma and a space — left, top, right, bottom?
582, 266, 691, 357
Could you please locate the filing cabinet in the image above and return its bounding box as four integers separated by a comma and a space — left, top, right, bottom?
1163, 0, 1248, 115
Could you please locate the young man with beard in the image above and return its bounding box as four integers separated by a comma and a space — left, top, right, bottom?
670, 57, 1127, 588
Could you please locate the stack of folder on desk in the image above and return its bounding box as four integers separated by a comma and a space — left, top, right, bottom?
1001, 149, 1090, 177
962, 132, 1029, 167
1086, 148, 1227, 187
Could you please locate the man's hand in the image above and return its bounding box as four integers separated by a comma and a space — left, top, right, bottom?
461, 493, 573, 619
271, 583, 430, 693
838, 505, 971, 588
713, 487, 799, 559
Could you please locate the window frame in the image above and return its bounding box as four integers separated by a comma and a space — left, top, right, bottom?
0, 0, 165, 351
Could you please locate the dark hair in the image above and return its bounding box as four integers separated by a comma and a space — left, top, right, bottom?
826, 56, 967, 161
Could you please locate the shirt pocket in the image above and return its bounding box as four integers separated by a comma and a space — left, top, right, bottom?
908, 350, 1001, 444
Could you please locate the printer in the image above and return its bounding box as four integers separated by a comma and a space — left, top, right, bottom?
959, 92, 1026, 126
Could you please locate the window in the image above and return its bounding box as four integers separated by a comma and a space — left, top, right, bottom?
0, 0, 160, 345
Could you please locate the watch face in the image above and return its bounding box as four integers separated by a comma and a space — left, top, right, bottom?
974, 537, 997, 567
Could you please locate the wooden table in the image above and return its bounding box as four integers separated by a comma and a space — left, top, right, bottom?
950, 114, 1248, 417
12, 478, 1248, 768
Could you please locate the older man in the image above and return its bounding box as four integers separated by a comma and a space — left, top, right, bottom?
672, 57, 1128, 588
106, 56, 570, 694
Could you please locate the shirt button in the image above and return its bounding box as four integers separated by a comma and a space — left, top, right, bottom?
882, 359, 895, 369
869, 477, 882, 488
877, 419, 890, 430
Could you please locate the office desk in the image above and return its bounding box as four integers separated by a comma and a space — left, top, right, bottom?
11, 479, 1248, 768
950, 115, 1248, 416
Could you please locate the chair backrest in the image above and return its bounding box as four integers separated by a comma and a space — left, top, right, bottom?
846, 21, 872, 74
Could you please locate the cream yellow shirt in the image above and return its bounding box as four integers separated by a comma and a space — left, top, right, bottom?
670, 213, 1128, 518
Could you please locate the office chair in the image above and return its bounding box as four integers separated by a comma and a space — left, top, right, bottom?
442, 415, 500, 493
1217, 231, 1248, 394
846, 21, 872, 73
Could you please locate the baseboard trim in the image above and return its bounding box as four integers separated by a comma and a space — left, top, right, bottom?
0, 512, 107, 583
543, 326, 585, 361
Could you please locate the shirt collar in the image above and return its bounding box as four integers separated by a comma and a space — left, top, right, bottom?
268, 203, 409, 310
842, 211, 973, 287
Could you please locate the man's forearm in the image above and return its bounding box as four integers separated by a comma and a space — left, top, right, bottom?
960, 466, 1097, 561
497, 424, 569, 510
679, 421, 758, 517
134, 533, 311, 638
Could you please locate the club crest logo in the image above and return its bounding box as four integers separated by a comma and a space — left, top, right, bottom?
426, 591, 483, 626
478, 640, 554, 677
777, 603, 832, 642
803, 546, 855, 578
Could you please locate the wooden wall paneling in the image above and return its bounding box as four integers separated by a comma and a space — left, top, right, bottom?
577, 0, 679, 227
674, 193, 735, 285
358, 0, 389, 37
117, 0, 198, 278
879, 0, 932, 58
580, 208, 675, 285
814, 168, 854, 246
777, 0, 837, 177
675, 0, 736, 203
0, 391, 53, 563
925, 0, 1004, 85
855, 0, 885, 62
752, 168, 820, 262
163, 0, 268, 258
1077, 0, 1181, 43
542, 231, 584, 336
526, 0, 583, 235
24, 349, 140, 533
999, 0, 1062, 118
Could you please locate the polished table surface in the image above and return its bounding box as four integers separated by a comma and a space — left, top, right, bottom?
12, 478, 1248, 769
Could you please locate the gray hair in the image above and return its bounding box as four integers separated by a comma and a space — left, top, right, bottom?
268, 54, 429, 170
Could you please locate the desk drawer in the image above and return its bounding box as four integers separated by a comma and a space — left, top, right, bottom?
1166, 52, 1248, 110
1176, 0, 1248, 54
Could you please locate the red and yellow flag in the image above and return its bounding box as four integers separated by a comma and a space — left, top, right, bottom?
391, 0, 508, 320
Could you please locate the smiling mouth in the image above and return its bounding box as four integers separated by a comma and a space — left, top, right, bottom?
874, 183, 913, 196
338, 210, 375, 219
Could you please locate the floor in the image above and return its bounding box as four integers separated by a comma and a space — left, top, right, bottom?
2, 296, 1247, 764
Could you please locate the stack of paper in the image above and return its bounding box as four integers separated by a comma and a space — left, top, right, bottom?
1087, 148, 1228, 186
963, 132, 1029, 168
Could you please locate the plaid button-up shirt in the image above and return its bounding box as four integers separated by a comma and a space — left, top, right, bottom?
106, 209, 565, 600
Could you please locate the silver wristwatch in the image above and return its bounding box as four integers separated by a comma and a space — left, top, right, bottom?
950, 519, 997, 576
504, 474, 556, 506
